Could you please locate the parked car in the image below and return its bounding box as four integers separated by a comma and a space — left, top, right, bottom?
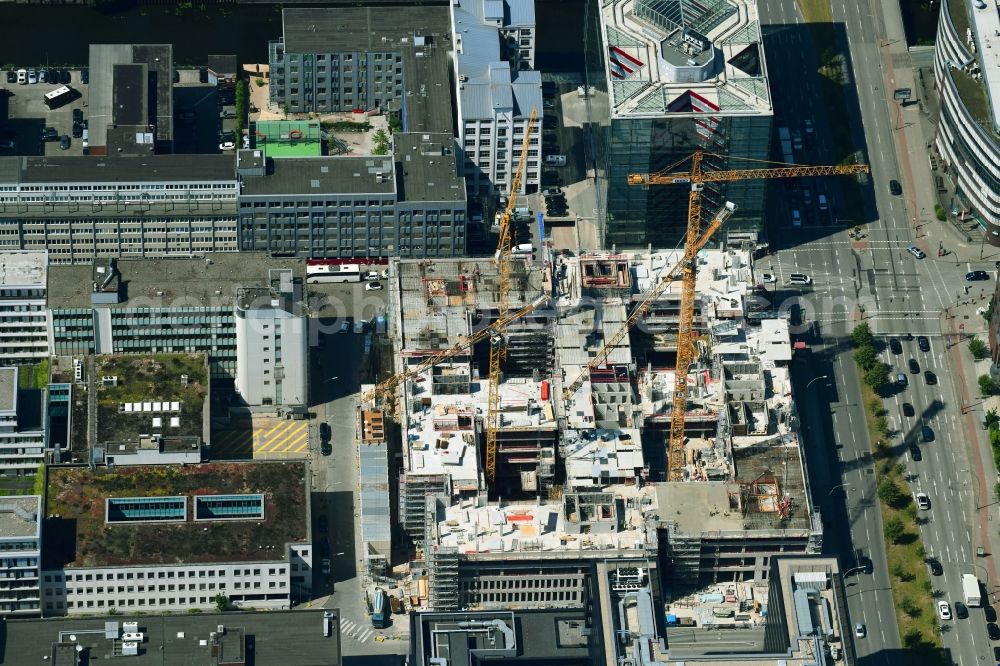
59, 135, 70, 150
759, 273, 777, 284
989, 623, 1000, 641
321, 558, 331, 576
219, 141, 235, 150
542, 188, 562, 198
16, 69, 26, 85
72, 108, 83, 124
5, 71, 15, 84
339, 319, 352, 333
365, 281, 383, 291
27, 69, 37, 84
37, 69, 47, 84
72, 123, 83, 139
81, 68, 89, 84
319, 423, 331, 441
321, 441, 332, 456
889, 179, 902, 195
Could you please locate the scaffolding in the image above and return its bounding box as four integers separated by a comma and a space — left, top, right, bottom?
399, 473, 450, 543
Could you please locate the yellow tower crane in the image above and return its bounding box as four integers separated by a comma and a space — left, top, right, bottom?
567, 148, 868, 481
485, 107, 538, 484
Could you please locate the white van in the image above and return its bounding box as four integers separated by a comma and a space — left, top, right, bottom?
512, 243, 534, 255
81, 128, 89, 149
787, 273, 812, 285
544, 154, 567, 166
818, 194, 828, 210
791, 209, 802, 226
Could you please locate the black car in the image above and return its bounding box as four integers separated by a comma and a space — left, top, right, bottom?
966, 270, 990, 281
909, 358, 920, 374
55, 69, 68, 84
917, 335, 930, 352
199, 67, 208, 83
955, 602, 968, 619
321, 441, 332, 456
81, 67, 89, 84
41, 127, 58, 141
889, 337, 902, 354
988, 623, 1000, 641
902, 402, 915, 417
5, 71, 15, 84
319, 422, 332, 441
922, 425, 935, 442
908, 444, 922, 461
926, 558, 943, 576
72, 108, 83, 124
317, 515, 328, 533
172, 69, 180, 84
59, 135, 70, 150
924, 370, 937, 385
987, 606, 998, 623
889, 179, 902, 196
72, 123, 82, 138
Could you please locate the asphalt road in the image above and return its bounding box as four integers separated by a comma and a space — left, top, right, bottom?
761, 0, 999, 663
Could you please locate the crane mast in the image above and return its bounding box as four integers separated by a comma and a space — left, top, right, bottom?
485, 107, 538, 485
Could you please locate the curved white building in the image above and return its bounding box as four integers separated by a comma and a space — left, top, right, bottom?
934, 0, 1000, 243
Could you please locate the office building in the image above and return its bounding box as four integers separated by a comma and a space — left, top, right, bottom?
0, 496, 42, 616
41, 462, 313, 615
88, 44, 174, 155
268, 6, 453, 125
0, 367, 46, 477
0, 155, 238, 263
47, 254, 303, 384
452, 0, 543, 194
585, 0, 773, 247
934, 0, 1000, 244
234, 269, 308, 407
236, 133, 466, 259
2, 610, 342, 666
0, 251, 49, 365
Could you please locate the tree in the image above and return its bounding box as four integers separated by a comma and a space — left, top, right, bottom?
899, 595, 920, 617
851, 323, 873, 348
877, 478, 904, 507
902, 627, 924, 649
987, 409, 1000, 430
863, 362, 890, 390
934, 204, 946, 221
970, 337, 990, 360
371, 128, 390, 156
854, 344, 878, 370
980, 374, 998, 397
883, 516, 906, 544
214, 594, 229, 612
234, 79, 248, 139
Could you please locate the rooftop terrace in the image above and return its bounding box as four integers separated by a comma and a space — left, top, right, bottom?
0, 496, 40, 539
94, 354, 208, 447
44, 462, 308, 568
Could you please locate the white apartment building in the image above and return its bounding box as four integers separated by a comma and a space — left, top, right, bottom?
452, 0, 543, 194
0, 367, 46, 477
0, 251, 48, 366
234, 269, 309, 407
0, 496, 42, 616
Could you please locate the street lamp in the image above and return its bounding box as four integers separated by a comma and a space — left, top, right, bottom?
828, 483, 852, 498
807, 375, 829, 389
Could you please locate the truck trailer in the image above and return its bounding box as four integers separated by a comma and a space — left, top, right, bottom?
962, 574, 982, 607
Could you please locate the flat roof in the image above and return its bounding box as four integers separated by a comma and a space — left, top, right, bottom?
0, 496, 40, 539
94, 354, 208, 446
599, 0, 772, 118
240, 156, 395, 196
112, 63, 148, 126
44, 462, 308, 568
399, 21, 456, 134
411, 609, 597, 666
1, 610, 341, 666
0, 251, 47, 288
47, 253, 303, 310
969, 0, 1000, 129
394, 132, 466, 202
282, 6, 449, 52
0, 154, 236, 185
255, 120, 323, 158
0, 367, 16, 413
88, 44, 173, 148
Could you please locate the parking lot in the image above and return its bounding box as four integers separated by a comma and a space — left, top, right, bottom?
0, 67, 89, 155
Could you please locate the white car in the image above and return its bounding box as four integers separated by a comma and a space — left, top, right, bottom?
365, 281, 383, 291
787, 273, 812, 286
937, 600, 951, 620
27, 69, 37, 84
380, 268, 389, 279
219, 141, 235, 150
16, 69, 26, 85
854, 623, 865, 638
915, 492, 930, 510
759, 273, 776, 284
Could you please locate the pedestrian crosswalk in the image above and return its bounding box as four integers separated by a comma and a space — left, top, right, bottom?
339, 617, 376, 643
